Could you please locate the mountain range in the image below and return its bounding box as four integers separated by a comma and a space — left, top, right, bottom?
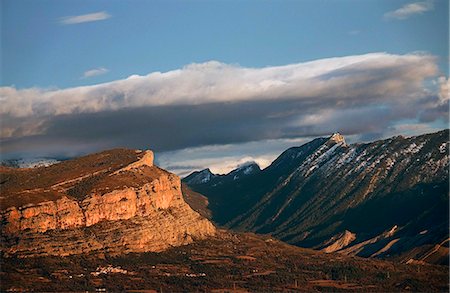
184, 129, 449, 265
1, 130, 448, 291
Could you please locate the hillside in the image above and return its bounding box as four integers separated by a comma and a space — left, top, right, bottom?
184, 130, 449, 264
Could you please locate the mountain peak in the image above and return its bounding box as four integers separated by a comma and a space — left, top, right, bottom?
113, 150, 154, 174
202, 168, 215, 176
236, 161, 259, 170
328, 132, 346, 145
184, 168, 216, 184
232, 161, 261, 176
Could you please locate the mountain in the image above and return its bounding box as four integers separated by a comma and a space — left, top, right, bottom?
184, 161, 265, 226
183, 130, 449, 264
184, 162, 261, 185
1, 158, 60, 168
0, 148, 215, 257
184, 168, 217, 184
1, 145, 448, 292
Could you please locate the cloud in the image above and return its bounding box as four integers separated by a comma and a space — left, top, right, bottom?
167, 154, 274, 177
0, 53, 438, 119
384, 0, 434, 20
437, 76, 449, 103
0, 52, 446, 162
82, 67, 109, 79
156, 137, 312, 176
59, 11, 111, 25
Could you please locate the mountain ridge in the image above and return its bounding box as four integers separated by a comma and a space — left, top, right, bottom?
183, 129, 449, 264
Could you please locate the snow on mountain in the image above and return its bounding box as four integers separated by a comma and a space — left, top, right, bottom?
183, 168, 216, 185
1, 158, 60, 168
230, 161, 261, 180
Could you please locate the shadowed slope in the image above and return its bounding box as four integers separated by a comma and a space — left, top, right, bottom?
184, 130, 449, 264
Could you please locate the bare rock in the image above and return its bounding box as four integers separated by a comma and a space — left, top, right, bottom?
0, 148, 216, 257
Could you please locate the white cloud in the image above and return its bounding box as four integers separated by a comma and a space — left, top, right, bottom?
82, 67, 109, 79
157, 137, 312, 176
437, 76, 449, 103
59, 11, 111, 25
384, 0, 434, 20
0, 52, 438, 120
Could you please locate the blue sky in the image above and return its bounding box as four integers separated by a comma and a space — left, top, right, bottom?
2, 0, 448, 88
1, 0, 449, 175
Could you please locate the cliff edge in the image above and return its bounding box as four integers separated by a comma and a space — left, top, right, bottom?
0, 149, 216, 258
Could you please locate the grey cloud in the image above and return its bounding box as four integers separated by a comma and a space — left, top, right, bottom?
2, 99, 321, 157
1, 53, 437, 122
1, 94, 444, 160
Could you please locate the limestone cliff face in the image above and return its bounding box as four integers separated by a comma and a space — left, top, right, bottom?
0, 149, 215, 258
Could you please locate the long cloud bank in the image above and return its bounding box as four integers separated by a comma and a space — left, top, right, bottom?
1, 52, 448, 158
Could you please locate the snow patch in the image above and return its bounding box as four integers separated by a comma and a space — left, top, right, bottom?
201, 173, 211, 183
403, 142, 425, 155
439, 142, 447, 154
1, 158, 60, 168
243, 165, 255, 175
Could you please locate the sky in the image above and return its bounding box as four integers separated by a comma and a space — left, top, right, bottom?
1, 0, 449, 176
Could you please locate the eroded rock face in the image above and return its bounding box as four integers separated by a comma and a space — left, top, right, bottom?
0, 149, 215, 257
321, 230, 357, 253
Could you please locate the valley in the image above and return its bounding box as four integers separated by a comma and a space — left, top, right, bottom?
2, 231, 448, 292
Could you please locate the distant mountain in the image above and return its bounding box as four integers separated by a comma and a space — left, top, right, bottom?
183, 130, 449, 264
184, 160, 265, 225
184, 162, 261, 185
184, 168, 217, 184
1, 158, 60, 168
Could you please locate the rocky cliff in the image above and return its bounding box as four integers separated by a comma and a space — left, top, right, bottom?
0, 149, 215, 257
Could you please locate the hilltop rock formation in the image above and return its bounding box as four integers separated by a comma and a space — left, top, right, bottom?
0, 149, 215, 258
184, 130, 449, 264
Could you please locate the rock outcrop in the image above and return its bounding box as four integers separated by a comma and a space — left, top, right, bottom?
320, 230, 356, 253
0, 149, 215, 257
